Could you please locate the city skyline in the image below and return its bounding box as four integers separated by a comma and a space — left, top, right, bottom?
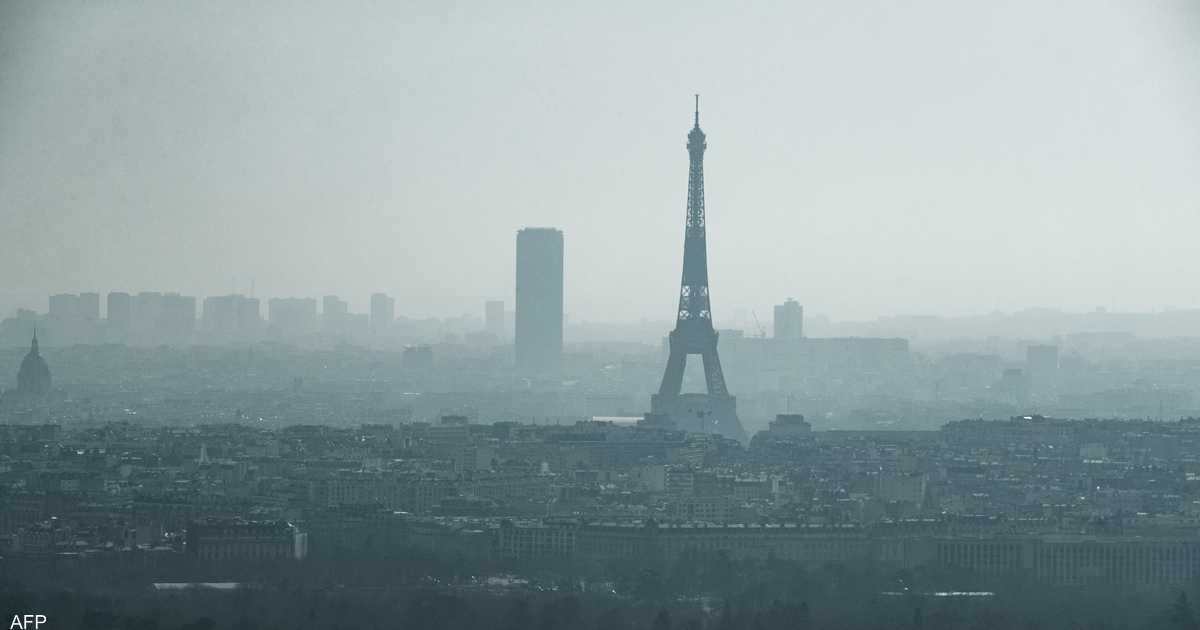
3, 2, 1199, 322
14, 287, 1200, 329
5, 4, 1200, 627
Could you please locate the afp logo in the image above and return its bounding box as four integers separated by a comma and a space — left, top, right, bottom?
9, 615, 47, 630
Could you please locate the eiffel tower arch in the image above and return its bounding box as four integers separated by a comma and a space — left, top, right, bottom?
650, 97, 747, 443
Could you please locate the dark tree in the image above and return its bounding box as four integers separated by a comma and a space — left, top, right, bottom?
651, 609, 671, 630
82, 610, 119, 630
1172, 592, 1199, 630
178, 617, 215, 630
717, 603, 737, 630
538, 595, 581, 630
501, 598, 533, 630
634, 568, 666, 602
594, 606, 629, 630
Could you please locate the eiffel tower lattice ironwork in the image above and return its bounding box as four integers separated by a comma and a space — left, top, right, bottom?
650, 96, 746, 442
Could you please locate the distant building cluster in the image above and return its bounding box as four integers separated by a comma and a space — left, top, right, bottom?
6, 413, 1200, 588
0, 290, 511, 354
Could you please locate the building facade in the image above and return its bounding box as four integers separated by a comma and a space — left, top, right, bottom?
774, 298, 804, 339
515, 228, 564, 373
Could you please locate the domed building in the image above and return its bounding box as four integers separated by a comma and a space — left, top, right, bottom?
17, 332, 52, 398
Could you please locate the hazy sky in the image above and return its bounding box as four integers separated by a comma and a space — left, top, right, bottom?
2, 1, 1199, 323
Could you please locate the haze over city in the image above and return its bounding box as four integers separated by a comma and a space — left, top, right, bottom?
11, 3, 1200, 630
3, 1, 1199, 322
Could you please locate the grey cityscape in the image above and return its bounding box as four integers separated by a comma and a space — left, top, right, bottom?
2, 2, 1200, 630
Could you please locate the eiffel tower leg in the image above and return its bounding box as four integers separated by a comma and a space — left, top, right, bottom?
700, 348, 729, 397
659, 347, 686, 397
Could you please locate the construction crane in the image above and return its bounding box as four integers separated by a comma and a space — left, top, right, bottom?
751, 310, 767, 338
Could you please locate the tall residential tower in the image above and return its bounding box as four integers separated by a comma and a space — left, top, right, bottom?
515, 228, 564, 373
774, 298, 804, 339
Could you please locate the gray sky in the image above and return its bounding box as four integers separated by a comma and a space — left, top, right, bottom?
2, 1, 1199, 323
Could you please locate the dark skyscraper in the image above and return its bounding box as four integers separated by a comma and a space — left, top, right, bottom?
515, 228, 563, 372
651, 98, 746, 443
268, 297, 318, 338
48, 293, 81, 319
106, 291, 132, 344
202, 294, 262, 342
79, 292, 100, 321
107, 292, 131, 327
322, 295, 349, 334
773, 298, 804, 339
369, 293, 395, 334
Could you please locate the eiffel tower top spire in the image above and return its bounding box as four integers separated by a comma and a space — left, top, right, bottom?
680, 95, 710, 318
688, 97, 706, 150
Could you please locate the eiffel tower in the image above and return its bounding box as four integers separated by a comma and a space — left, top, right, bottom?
650, 97, 747, 443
